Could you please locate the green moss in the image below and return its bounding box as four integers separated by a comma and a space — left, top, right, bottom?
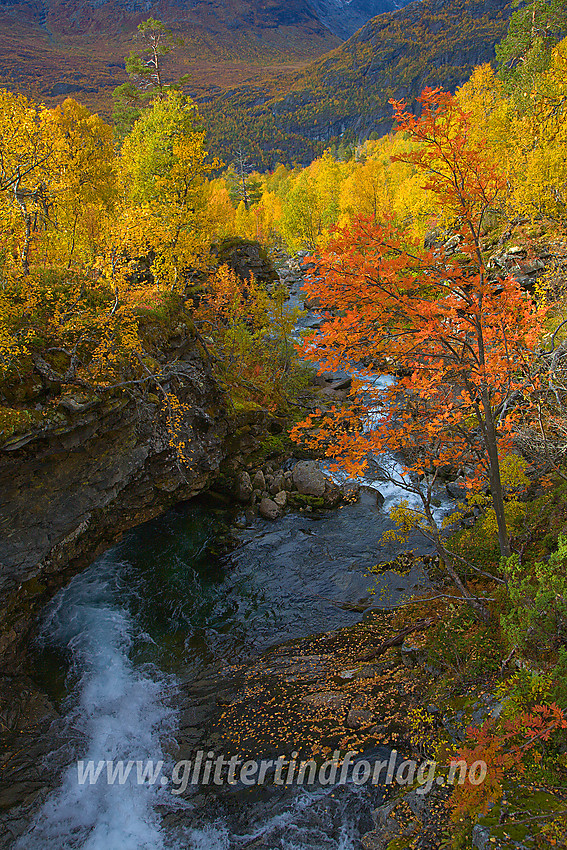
241, 432, 294, 467
0, 405, 42, 440
231, 398, 264, 413
288, 492, 325, 509
386, 838, 413, 850
478, 785, 565, 846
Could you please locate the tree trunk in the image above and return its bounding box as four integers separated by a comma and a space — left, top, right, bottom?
13, 179, 31, 275
482, 389, 511, 557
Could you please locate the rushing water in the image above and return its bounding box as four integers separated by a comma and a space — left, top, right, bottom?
16, 288, 452, 849
19, 469, 444, 850
20, 552, 177, 850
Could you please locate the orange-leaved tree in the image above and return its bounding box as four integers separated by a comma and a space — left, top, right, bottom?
291, 88, 547, 621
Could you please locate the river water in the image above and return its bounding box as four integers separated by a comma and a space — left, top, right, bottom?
13, 286, 452, 849
17, 475, 445, 849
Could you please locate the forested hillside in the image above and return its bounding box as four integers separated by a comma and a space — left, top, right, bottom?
0, 0, 341, 114
201, 0, 512, 167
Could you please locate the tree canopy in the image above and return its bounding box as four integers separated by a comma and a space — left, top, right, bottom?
291, 88, 547, 620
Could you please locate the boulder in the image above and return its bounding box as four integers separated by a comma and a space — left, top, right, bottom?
269, 472, 286, 494
303, 295, 322, 310
446, 477, 468, 500
292, 461, 326, 497
346, 708, 373, 729
340, 481, 360, 502
259, 497, 280, 520
401, 639, 426, 667
274, 491, 287, 508
236, 470, 253, 502
444, 234, 461, 253
304, 315, 324, 329
213, 237, 279, 285
323, 478, 342, 508
328, 377, 352, 391
472, 824, 492, 850
301, 691, 347, 709
252, 469, 266, 491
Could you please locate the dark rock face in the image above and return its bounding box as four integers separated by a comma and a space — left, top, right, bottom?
213, 237, 280, 286
0, 342, 228, 673
306, 0, 415, 40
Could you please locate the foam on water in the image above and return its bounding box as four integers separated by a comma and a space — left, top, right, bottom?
321, 372, 452, 523
19, 553, 177, 850
180, 783, 373, 850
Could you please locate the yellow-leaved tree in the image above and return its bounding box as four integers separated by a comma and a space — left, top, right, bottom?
116, 89, 219, 293
0, 89, 54, 276
48, 98, 116, 267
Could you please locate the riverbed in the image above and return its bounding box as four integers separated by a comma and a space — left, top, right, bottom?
4, 473, 445, 850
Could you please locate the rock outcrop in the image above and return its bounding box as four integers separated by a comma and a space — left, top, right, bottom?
213, 238, 280, 287
0, 341, 229, 673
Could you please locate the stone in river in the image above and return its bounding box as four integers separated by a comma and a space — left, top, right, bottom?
292, 460, 326, 497
340, 481, 360, 502
259, 497, 281, 520
323, 479, 342, 508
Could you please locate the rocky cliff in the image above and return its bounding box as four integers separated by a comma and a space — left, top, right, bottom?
306, 0, 415, 39
0, 339, 229, 674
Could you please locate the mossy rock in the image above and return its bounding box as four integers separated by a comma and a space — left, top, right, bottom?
386, 838, 414, 850
0, 406, 43, 441
477, 784, 565, 847
212, 237, 279, 285
288, 492, 325, 509
243, 433, 292, 467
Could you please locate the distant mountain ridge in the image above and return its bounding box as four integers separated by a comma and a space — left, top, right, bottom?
0, 0, 414, 41
306, 0, 415, 39
200, 0, 512, 167
0, 0, 512, 172
0, 0, 417, 107
0, 0, 336, 107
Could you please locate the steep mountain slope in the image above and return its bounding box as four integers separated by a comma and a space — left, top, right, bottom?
0, 0, 511, 168
200, 0, 512, 167
0, 0, 341, 108
0, 0, 413, 109
306, 0, 415, 39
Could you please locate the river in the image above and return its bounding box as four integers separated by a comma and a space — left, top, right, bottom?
15, 470, 447, 849
9, 280, 452, 848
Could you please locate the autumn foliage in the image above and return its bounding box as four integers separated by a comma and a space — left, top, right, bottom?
0, 86, 300, 463
291, 89, 547, 617
451, 702, 567, 820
